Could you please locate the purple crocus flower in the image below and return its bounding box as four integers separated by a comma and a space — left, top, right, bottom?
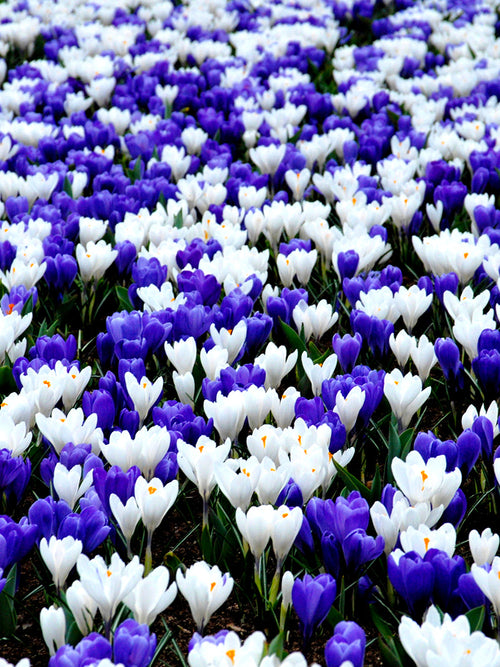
434, 337, 464, 390
342, 529, 385, 572
388, 550, 434, 617
0, 515, 37, 571
0, 449, 31, 508
325, 620, 366, 667
114, 619, 156, 667
49, 632, 111, 667
292, 573, 337, 649
332, 333, 362, 372
92, 465, 141, 517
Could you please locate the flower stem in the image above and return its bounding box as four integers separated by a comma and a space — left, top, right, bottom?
144, 531, 153, 576
268, 564, 281, 607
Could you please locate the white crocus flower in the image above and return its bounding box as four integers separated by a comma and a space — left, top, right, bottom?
242, 386, 277, 430
164, 337, 197, 374
124, 565, 177, 626
400, 523, 456, 558
333, 385, 365, 435
469, 528, 499, 566
247, 425, 283, 463
399, 605, 500, 667
249, 143, 286, 175
209, 320, 247, 364
100, 425, 172, 480
392, 451, 461, 510
109, 494, 141, 557
453, 310, 496, 360
40, 606, 66, 657
293, 300, 338, 342
356, 286, 400, 323
39, 536, 83, 592
472, 557, 500, 618
285, 168, 311, 201
393, 285, 432, 332
200, 345, 229, 381
443, 286, 490, 321
271, 387, 300, 428
214, 458, 260, 512
177, 436, 231, 523
271, 506, 303, 569
36, 408, 101, 455
76, 553, 144, 626
66, 580, 98, 635
204, 391, 246, 442
383, 369, 431, 430
188, 630, 266, 666
255, 343, 298, 390
53, 463, 93, 511
0, 413, 31, 456
301, 352, 338, 397
75, 240, 118, 283
410, 335, 438, 382
370, 492, 443, 555
134, 476, 178, 535
389, 330, 414, 368
176, 561, 234, 634
124, 372, 163, 424
236, 504, 275, 565
172, 371, 195, 407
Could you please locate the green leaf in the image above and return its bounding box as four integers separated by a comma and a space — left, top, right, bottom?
267, 632, 285, 659
279, 320, 307, 356
326, 604, 344, 627
370, 606, 394, 641
465, 605, 485, 632
308, 340, 321, 358
38, 317, 60, 338
65, 619, 83, 646
0, 366, 16, 395
128, 158, 142, 184
387, 422, 414, 483
174, 210, 184, 229
163, 551, 184, 576
308, 341, 334, 365
370, 465, 382, 502
333, 459, 372, 502
400, 428, 414, 460
387, 109, 401, 127
386, 420, 400, 484
200, 524, 212, 562
0, 564, 17, 637
378, 637, 405, 667
115, 285, 133, 312
63, 176, 73, 198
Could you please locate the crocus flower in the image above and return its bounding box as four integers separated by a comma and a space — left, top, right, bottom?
39, 535, 82, 593
113, 619, 156, 667
325, 621, 366, 667
40, 605, 66, 657
469, 528, 499, 566
383, 368, 431, 431
292, 573, 337, 650
123, 565, 177, 626
176, 561, 234, 635
76, 553, 144, 631
399, 605, 500, 666
471, 556, 500, 617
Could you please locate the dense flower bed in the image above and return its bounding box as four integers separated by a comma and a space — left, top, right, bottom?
2, 0, 500, 664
